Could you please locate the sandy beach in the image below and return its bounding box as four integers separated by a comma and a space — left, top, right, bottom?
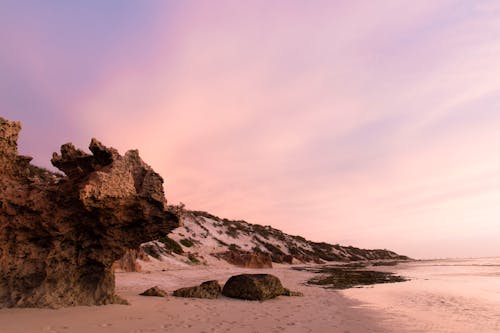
0, 261, 405, 333
1, 258, 500, 332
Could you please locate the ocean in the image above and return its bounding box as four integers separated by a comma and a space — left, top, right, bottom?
342, 257, 500, 332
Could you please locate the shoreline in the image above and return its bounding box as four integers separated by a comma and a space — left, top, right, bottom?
0, 264, 406, 333
342, 258, 500, 333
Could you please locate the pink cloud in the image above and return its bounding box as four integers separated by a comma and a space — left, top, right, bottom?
4, 1, 500, 258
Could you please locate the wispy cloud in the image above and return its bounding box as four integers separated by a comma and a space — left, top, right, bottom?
2, 1, 500, 258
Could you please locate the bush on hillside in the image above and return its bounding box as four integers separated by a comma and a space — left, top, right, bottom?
158, 236, 183, 255
180, 238, 194, 248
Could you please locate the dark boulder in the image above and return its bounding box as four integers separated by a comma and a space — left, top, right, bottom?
222, 274, 285, 301
173, 280, 221, 299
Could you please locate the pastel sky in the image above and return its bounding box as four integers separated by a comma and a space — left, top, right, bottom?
2, 1, 500, 259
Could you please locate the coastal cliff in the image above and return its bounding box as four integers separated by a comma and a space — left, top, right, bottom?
0, 117, 179, 308
0, 116, 407, 308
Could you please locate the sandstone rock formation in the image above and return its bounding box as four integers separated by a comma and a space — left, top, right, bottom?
214, 250, 273, 268
222, 274, 285, 301
173, 280, 221, 299
113, 248, 150, 272
0, 117, 179, 308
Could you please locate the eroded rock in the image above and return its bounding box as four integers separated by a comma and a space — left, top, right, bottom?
173, 280, 221, 299
0, 117, 179, 308
140, 286, 167, 297
222, 274, 285, 301
113, 248, 150, 272
214, 250, 273, 268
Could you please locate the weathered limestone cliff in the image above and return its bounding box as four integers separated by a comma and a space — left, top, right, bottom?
112, 248, 150, 272
0, 117, 179, 308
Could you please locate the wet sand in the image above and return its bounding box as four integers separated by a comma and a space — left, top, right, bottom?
343, 258, 500, 333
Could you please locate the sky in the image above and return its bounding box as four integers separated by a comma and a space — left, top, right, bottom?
2, 1, 500, 259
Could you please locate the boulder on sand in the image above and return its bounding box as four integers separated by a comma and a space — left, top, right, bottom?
140, 286, 168, 297
222, 274, 285, 301
173, 280, 221, 299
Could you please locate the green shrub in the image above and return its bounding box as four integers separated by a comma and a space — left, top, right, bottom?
252, 224, 270, 240
225, 225, 239, 238
158, 236, 183, 255
252, 246, 263, 253
180, 238, 194, 248
213, 237, 228, 246
142, 244, 162, 259
191, 210, 222, 221
228, 243, 241, 251
187, 252, 200, 264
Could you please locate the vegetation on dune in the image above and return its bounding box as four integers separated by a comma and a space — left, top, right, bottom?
179, 238, 194, 248
187, 252, 200, 264
163, 207, 410, 266
225, 225, 239, 238
158, 236, 183, 255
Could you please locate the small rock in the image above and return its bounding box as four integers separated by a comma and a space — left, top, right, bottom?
222, 274, 285, 301
140, 286, 167, 297
173, 280, 221, 299
281, 288, 304, 297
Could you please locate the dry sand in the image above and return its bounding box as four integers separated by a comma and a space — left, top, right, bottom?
0, 261, 406, 333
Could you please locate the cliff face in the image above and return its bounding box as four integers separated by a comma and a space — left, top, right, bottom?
0, 117, 179, 308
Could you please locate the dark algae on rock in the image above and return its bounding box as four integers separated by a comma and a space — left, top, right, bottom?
294, 262, 408, 289
0, 117, 179, 308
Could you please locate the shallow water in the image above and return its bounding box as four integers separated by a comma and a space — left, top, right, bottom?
343, 257, 500, 332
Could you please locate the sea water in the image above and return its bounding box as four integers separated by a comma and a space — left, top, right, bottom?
343, 257, 500, 332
